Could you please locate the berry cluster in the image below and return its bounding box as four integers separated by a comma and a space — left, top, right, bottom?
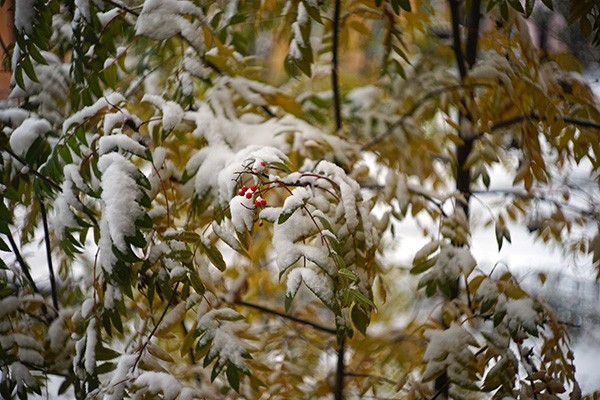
238, 184, 267, 207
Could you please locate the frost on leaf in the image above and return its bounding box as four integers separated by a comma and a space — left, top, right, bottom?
412, 241, 476, 298
496, 297, 543, 338
196, 308, 252, 387
8, 117, 51, 158
423, 323, 479, 388
98, 153, 148, 274
135, 0, 205, 51
133, 371, 182, 400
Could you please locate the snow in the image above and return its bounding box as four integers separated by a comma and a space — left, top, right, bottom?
13, 333, 43, 351
18, 347, 44, 365
15, 0, 36, 34
0, 296, 20, 319
10, 362, 37, 391
229, 193, 256, 233
0, 108, 31, 126
98, 134, 146, 156
197, 308, 250, 371
142, 94, 184, 131
500, 297, 541, 334
340, 180, 359, 231
84, 319, 97, 375
134, 371, 182, 400
97, 8, 121, 27
48, 313, 70, 353
62, 92, 125, 134
98, 153, 145, 252
423, 323, 477, 386
9, 117, 51, 157
75, 0, 92, 22
298, 267, 335, 307
106, 354, 137, 400
135, 0, 204, 50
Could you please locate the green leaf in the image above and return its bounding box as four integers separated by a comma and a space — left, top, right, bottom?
351, 305, 370, 335
210, 358, 226, 382
163, 230, 200, 243
21, 55, 39, 83
398, 0, 412, 11
202, 243, 226, 271
226, 364, 240, 392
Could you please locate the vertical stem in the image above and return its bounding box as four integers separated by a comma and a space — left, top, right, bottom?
7, 231, 40, 294
332, 0, 342, 132
448, 0, 467, 80
334, 337, 346, 400
38, 197, 59, 310
332, 0, 345, 396
465, 0, 482, 69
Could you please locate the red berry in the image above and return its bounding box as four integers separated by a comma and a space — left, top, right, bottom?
260, 161, 267, 167
255, 199, 261, 207
238, 189, 245, 196
260, 199, 267, 206
250, 184, 257, 192
245, 192, 252, 199
241, 185, 248, 192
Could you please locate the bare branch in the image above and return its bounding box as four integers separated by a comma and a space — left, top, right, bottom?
6, 231, 40, 294
38, 197, 59, 310
234, 299, 336, 335
491, 113, 600, 132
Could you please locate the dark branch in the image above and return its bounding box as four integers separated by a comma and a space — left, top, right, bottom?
464, 0, 482, 69
234, 299, 336, 335
332, 0, 343, 132
447, 0, 467, 80
471, 189, 596, 217
334, 337, 346, 400
38, 197, 59, 310
6, 232, 40, 294
491, 113, 600, 132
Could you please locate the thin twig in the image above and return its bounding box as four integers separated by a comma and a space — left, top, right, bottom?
491, 113, 600, 132
346, 372, 397, 386
362, 84, 486, 150
102, 0, 140, 16
133, 283, 179, 372
234, 299, 336, 335
38, 197, 59, 310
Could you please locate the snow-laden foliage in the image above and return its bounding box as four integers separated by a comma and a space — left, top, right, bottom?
1, 0, 600, 399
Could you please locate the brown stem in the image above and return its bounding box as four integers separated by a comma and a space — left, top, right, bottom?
133, 283, 179, 372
